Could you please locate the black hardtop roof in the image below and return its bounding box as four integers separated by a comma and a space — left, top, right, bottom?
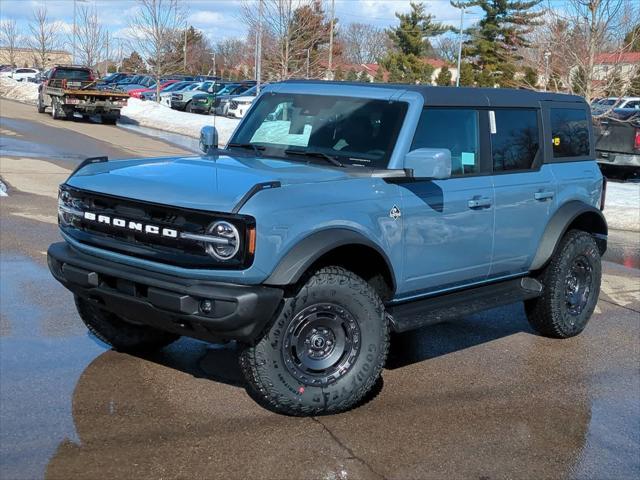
280, 80, 586, 108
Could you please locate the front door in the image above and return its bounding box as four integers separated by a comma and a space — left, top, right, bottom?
398, 107, 494, 299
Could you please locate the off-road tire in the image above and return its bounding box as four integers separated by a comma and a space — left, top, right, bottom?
525, 230, 601, 338
239, 266, 389, 416
185, 101, 193, 113
51, 99, 72, 120
101, 115, 119, 125
75, 296, 179, 352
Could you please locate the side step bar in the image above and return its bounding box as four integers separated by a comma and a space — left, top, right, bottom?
387, 277, 543, 333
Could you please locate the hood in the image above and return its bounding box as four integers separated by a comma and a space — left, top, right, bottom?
66, 153, 354, 213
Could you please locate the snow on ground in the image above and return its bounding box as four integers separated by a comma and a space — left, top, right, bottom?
121, 98, 240, 145
0, 179, 8, 197
0, 77, 38, 104
603, 181, 640, 232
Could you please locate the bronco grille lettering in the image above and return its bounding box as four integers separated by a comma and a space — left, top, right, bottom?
82, 211, 178, 238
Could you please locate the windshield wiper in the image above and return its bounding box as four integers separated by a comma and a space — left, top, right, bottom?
227, 143, 264, 156
284, 149, 343, 167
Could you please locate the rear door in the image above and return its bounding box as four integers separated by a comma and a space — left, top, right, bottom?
400, 107, 495, 297
489, 108, 555, 277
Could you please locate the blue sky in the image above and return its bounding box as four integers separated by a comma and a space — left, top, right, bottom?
0, 0, 485, 47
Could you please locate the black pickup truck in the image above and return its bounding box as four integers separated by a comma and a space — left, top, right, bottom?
594, 108, 640, 179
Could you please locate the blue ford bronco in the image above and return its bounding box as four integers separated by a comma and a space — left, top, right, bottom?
48, 81, 607, 415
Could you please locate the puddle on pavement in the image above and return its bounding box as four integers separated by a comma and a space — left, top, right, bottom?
1, 252, 638, 479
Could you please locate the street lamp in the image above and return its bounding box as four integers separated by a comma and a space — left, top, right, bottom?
544, 51, 551, 91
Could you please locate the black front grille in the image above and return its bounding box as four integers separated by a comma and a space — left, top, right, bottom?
59, 185, 254, 269
230, 101, 238, 109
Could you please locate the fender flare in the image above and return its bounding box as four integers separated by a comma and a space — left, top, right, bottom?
530, 201, 608, 271
264, 228, 396, 291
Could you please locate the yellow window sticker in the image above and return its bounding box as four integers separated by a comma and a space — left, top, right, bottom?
553, 137, 561, 146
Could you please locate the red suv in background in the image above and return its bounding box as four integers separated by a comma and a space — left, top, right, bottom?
128, 80, 179, 99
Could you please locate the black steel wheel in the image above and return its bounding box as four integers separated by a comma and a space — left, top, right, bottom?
526, 230, 601, 338
240, 266, 389, 416
282, 303, 361, 387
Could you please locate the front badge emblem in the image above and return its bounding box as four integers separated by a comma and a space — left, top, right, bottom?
389, 205, 401, 220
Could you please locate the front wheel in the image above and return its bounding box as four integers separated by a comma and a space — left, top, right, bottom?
75, 296, 180, 352
240, 266, 389, 416
525, 230, 602, 338
185, 101, 193, 113
37, 95, 46, 113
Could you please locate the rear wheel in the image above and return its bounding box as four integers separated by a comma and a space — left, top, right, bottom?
525, 230, 601, 338
75, 296, 179, 352
240, 266, 389, 416
37, 95, 46, 113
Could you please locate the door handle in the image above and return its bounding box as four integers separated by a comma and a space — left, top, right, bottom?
468, 197, 492, 209
534, 191, 554, 201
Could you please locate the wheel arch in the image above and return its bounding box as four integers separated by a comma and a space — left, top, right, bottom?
530, 201, 608, 271
264, 229, 397, 300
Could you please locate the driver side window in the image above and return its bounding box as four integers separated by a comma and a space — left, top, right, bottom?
411, 108, 480, 176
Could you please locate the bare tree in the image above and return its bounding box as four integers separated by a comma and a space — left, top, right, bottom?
214, 38, 249, 78
528, 0, 640, 102
342, 23, 389, 64
75, 5, 107, 68
433, 36, 459, 64
28, 6, 61, 69
127, 0, 186, 100
0, 19, 22, 67
240, 0, 330, 80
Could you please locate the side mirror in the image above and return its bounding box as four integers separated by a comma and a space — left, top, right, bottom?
404, 148, 452, 179
199, 126, 218, 155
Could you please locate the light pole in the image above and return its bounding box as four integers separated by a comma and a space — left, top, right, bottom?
455, 6, 465, 87
256, 0, 263, 95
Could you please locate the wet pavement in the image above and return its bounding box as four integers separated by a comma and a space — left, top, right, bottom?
1, 99, 639, 480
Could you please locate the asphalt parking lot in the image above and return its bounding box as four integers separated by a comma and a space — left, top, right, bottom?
1, 98, 639, 480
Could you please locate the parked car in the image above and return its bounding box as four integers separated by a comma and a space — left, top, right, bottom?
159, 81, 198, 106
210, 83, 257, 116
189, 83, 255, 115
140, 80, 188, 101
119, 75, 154, 92
594, 108, 640, 179
6, 67, 40, 82
97, 72, 130, 88
592, 96, 640, 115
48, 82, 607, 416
170, 81, 226, 111
226, 91, 257, 118
128, 79, 179, 99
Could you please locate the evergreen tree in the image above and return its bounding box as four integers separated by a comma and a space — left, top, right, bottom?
435, 66, 453, 85
624, 25, 640, 52
121, 51, 146, 73
346, 69, 359, 81
476, 68, 494, 87
373, 66, 385, 83
381, 2, 448, 83
628, 68, 640, 96
571, 66, 587, 97
452, 0, 541, 82
605, 71, 624, 97
458, 62, 475, 86
523, 66, 538, 88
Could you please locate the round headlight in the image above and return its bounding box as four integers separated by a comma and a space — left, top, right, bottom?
206, 221, 240, 260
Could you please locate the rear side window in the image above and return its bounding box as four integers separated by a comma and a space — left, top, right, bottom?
491, 109, 540, 171
411, 109, 480, 176
551, 108, 590, 157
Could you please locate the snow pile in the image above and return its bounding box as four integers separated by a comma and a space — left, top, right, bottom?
121, 98, 240, 145
0, 179, 7, 197
0, 77, 38, 104
603, 181, 640, 232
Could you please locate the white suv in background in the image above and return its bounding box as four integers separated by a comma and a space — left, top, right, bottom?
8, 68, 40, 82
227, 94, 256, 118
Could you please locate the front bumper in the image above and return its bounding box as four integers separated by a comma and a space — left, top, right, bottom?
48, 242, 283, 343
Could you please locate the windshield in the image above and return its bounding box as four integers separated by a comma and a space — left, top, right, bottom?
230, 93, 408, 169
217, 84, 239, 95
162, 82, 184, 92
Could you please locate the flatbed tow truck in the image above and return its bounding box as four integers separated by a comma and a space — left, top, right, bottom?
37, 65, 129, 124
